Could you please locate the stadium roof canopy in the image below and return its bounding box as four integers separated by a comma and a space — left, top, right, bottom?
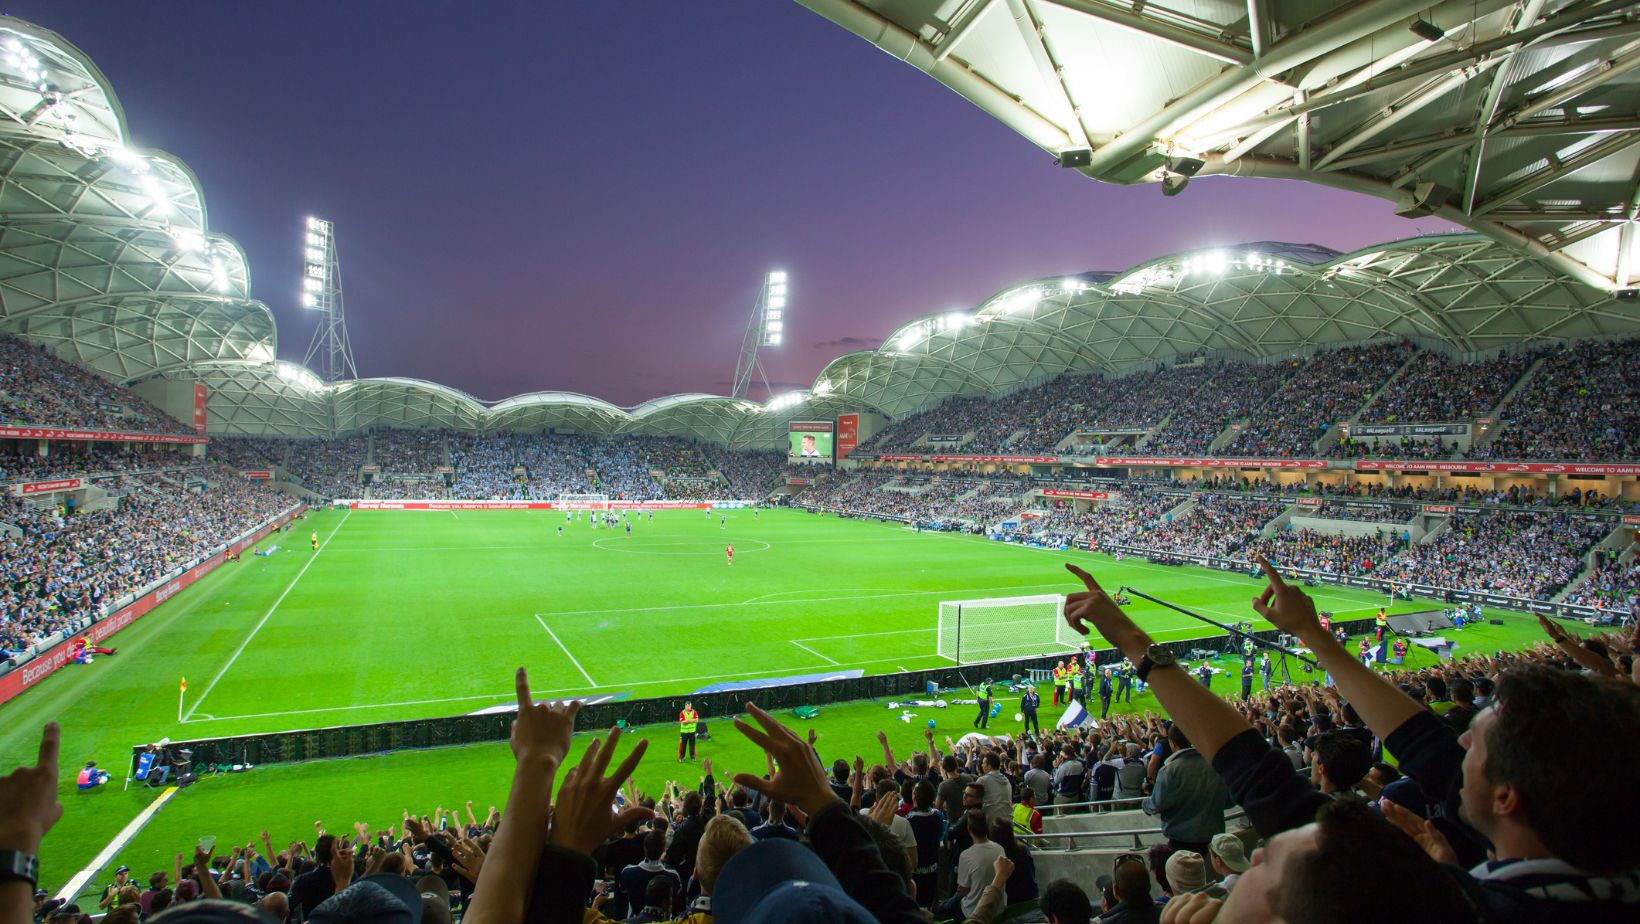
0, 14, 1634, 446
795, 0, 1640, 293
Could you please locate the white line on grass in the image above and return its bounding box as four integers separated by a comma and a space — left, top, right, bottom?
59, 785, 178, 901
789, 639, 840, 666
183, 509, 351, 721
535, 615, 597, 686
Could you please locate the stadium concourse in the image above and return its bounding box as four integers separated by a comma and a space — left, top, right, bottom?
3, 7, 1640, 924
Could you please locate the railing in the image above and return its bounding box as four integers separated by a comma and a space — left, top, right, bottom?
1027, 808, 1248, 851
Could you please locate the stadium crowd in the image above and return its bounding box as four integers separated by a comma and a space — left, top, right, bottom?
11, 565, 1639, 924
1373, 511, 1609, 600
854, 338, 1636, 462
0, 335, 193, 436
0, 464, 294, 659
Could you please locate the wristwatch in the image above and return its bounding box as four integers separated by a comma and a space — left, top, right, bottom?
0, 850, 38, 888
1135, 645, 1177, 682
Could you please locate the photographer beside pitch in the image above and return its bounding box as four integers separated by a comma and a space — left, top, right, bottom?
1057, 559, 1639, 924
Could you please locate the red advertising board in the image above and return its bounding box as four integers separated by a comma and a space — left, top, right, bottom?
1624, 515, 1640, 526
1422, 504, 1456, 514
193, 383, 209, 435
928, 454, 1059, 463
14, 478, 82, 495
349, 500, 715, 511
0, 505, 303, 707
836, 413, 859, 460
1355, 460, 1640, 475
1296, 497, 1323, 507
1094, 456, 1327, 470
1041, 489, 1109, 500
879, 454, 922, 461
244, 471, 273, 479
0, 426, 207, 445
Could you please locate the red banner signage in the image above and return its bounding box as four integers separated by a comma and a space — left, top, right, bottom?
787, 478, 811, 487
836, 413, 859, 460
1422, 504, 1456, 514
1041, 489, 1109, 500
244, 471, 273, 479
1624, 515, 1640, 526
1296, 497, 1323, 507
1094, 456, 1328, 470
349, 500, 716, 511
193, 383, 209, 435
928, 455, 1059, 463
1355, 460, 1640, 475
0, 505, 303, 707
0, 426, 207, 445
879, 455, 922, 461
14, 478, 82, 495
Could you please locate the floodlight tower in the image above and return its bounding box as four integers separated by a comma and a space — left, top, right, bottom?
300, 216, 359, 382
731, 270, 788, 399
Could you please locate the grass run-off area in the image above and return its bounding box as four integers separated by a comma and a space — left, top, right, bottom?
0, 506, 1578, 895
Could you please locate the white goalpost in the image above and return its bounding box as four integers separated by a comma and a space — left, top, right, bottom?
936, 593, 1080, 664
557, 493, 610, 510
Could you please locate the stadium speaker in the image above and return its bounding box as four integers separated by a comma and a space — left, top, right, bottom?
1166, 156, 1205, 177
1615, 289, 1637, 301
696, 720, 710, 740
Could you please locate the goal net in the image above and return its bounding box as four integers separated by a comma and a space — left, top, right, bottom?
936, 594, 1079, 665
557, 493, 610, 510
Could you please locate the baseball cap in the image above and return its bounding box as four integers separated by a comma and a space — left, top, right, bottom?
1164, 851, 1209, 893
713, 839, 876, 924
117, 865, 131, 873
1209, 833, 1250, 873
308, 875, 423, 924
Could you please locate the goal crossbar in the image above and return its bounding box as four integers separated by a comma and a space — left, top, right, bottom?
937, 593, 1079, 665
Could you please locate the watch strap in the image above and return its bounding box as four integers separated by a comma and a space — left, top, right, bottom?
0, 850, 38, 888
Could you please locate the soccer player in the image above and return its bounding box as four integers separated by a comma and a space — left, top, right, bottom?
753, 507, 759, 521
725, 544, 733, 566
310, 530, 318, 551
625, 520, 632, 538
556, 525, 564, 537
677, 701, 699, 761
720, 515, 726, 529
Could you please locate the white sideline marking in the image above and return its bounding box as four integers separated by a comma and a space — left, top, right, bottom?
536, 615, 597, 686
789, 639, 840, 666
183, 510, 351, 720
60, 785, 178, 901
451, 511, 459, 520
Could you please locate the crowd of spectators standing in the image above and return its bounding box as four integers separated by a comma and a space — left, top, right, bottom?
1219, 342, 1411, 458
1558, 547, 1638, 613
0, 335, 192, 435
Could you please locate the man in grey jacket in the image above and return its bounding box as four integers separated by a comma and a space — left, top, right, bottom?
1141, 724, 1233, 855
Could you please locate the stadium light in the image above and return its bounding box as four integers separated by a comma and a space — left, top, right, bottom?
733, 269, 793, 397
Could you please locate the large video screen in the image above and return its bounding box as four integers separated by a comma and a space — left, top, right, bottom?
788, 421, 834, 463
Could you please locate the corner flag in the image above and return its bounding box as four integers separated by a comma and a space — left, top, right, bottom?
180, 677, 187, 692
178, 677, 187, 722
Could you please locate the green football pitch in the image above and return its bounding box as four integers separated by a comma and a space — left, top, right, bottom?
0, 506, 1573, 894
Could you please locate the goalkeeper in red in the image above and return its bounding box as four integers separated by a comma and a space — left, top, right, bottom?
677, 701, 699, 761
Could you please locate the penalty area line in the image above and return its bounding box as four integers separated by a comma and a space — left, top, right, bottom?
788, 639, 840, 666
535, 615, 597, 686
183, 509, 352, 721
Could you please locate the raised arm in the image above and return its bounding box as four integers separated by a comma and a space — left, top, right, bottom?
876, 730, 897, 770
1250, 560, 1424, 737
1063, 564, 1248, 761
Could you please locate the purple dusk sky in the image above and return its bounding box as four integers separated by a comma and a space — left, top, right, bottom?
17, 2, 1461, 406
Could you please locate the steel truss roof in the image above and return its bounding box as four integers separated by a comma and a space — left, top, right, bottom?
796, 0, 1640, 291
0, 13, 1633, 447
